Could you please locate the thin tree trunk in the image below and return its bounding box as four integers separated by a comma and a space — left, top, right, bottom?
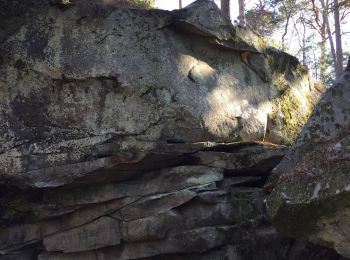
320, 0, 339, 78
282, 14, 291, 47
320, 26, 327, 82
221, 0, 231, 21
302, 22, 307, 64
179, 0, 182, 9
334, 0, 344, 76
310, 0, 327, 80
281, 1, 292, 46
346, 56, 350, 71
313, 49, 318, 79
238, 0, 246, 26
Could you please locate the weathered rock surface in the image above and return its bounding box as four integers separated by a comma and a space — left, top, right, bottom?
0, 0, 321, 188
1, 141, 341, 260
0, 0, 335, 259
266, 65, 350, 258
0, 142, 263, 257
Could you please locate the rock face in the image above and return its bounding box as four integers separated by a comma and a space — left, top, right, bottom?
0, 142, 283, 259
0, 0, 321, 188
0, 142, 342, 260
266, 66, 350, 258
0, 0, 329, 259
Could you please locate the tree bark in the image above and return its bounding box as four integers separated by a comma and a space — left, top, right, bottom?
281, 0, 297, 47
310, 0, 326, 80
238, 0, 246, 26
334, 0, 344, 77
221, 0, 231, 21
281, 12, 291, 46
320, 0, 343, 79
346, 56, 350, 71
301, 21, 307, 65
313, 49, 318, 79
320, 24, 327, 82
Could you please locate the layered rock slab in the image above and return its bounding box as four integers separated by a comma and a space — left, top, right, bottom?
0, 141, 344, 259
0, 0, 322, 188
266, 65, 350, 258
0, 142, 279, 259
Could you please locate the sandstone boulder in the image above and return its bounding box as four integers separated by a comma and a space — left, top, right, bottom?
0, 0, 321, 188
266, 63, 350, 258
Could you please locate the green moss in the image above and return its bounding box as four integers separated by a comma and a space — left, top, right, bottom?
320, 102, 334, 115
267, 55, 275, 70
269, 83, 315, 145
268, 176, 350, 243
330, 83, 344, 97
273, 74, 289, 91
228, 131, 243, 142
265, 48, 291, 74
295, 64, 308, 75
256, 37, 267, 51
277, 93, 305, 144
267, 125, 350, 244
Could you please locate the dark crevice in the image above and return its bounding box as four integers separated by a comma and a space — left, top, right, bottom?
223, 168, 272, 177
0, 241, 43, 258
0, 184, 43, 226
230, 176, 269, 189
200, 142, 280, 152
44, 153, 196, 190
166, 139, 186, 144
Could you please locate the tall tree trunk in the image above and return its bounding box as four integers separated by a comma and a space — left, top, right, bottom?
334, 0, 344, 76
301, 22, 307, 65
281, 13, 291, 47
320, 0, 340, 78
313, 49, 318, 79
221, 0, 231, 21
238, 0, 246, 26
281, 1, 293, 46
320, 25, 327, 82
346, 56, 350, 71
310, 0, 327, 81
179, 0, 182, 9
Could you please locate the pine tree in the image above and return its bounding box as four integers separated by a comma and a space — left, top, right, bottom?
221, 0, 231, 21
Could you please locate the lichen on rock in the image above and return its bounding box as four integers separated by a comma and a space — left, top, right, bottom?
266, 66, 350, 258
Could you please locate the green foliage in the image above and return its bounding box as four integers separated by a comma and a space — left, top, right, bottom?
245, 1, 283, 36
324, 51, 350, 86
131, 0, 155, 8
295, 63, 308, 75
266, 39, 285, 51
